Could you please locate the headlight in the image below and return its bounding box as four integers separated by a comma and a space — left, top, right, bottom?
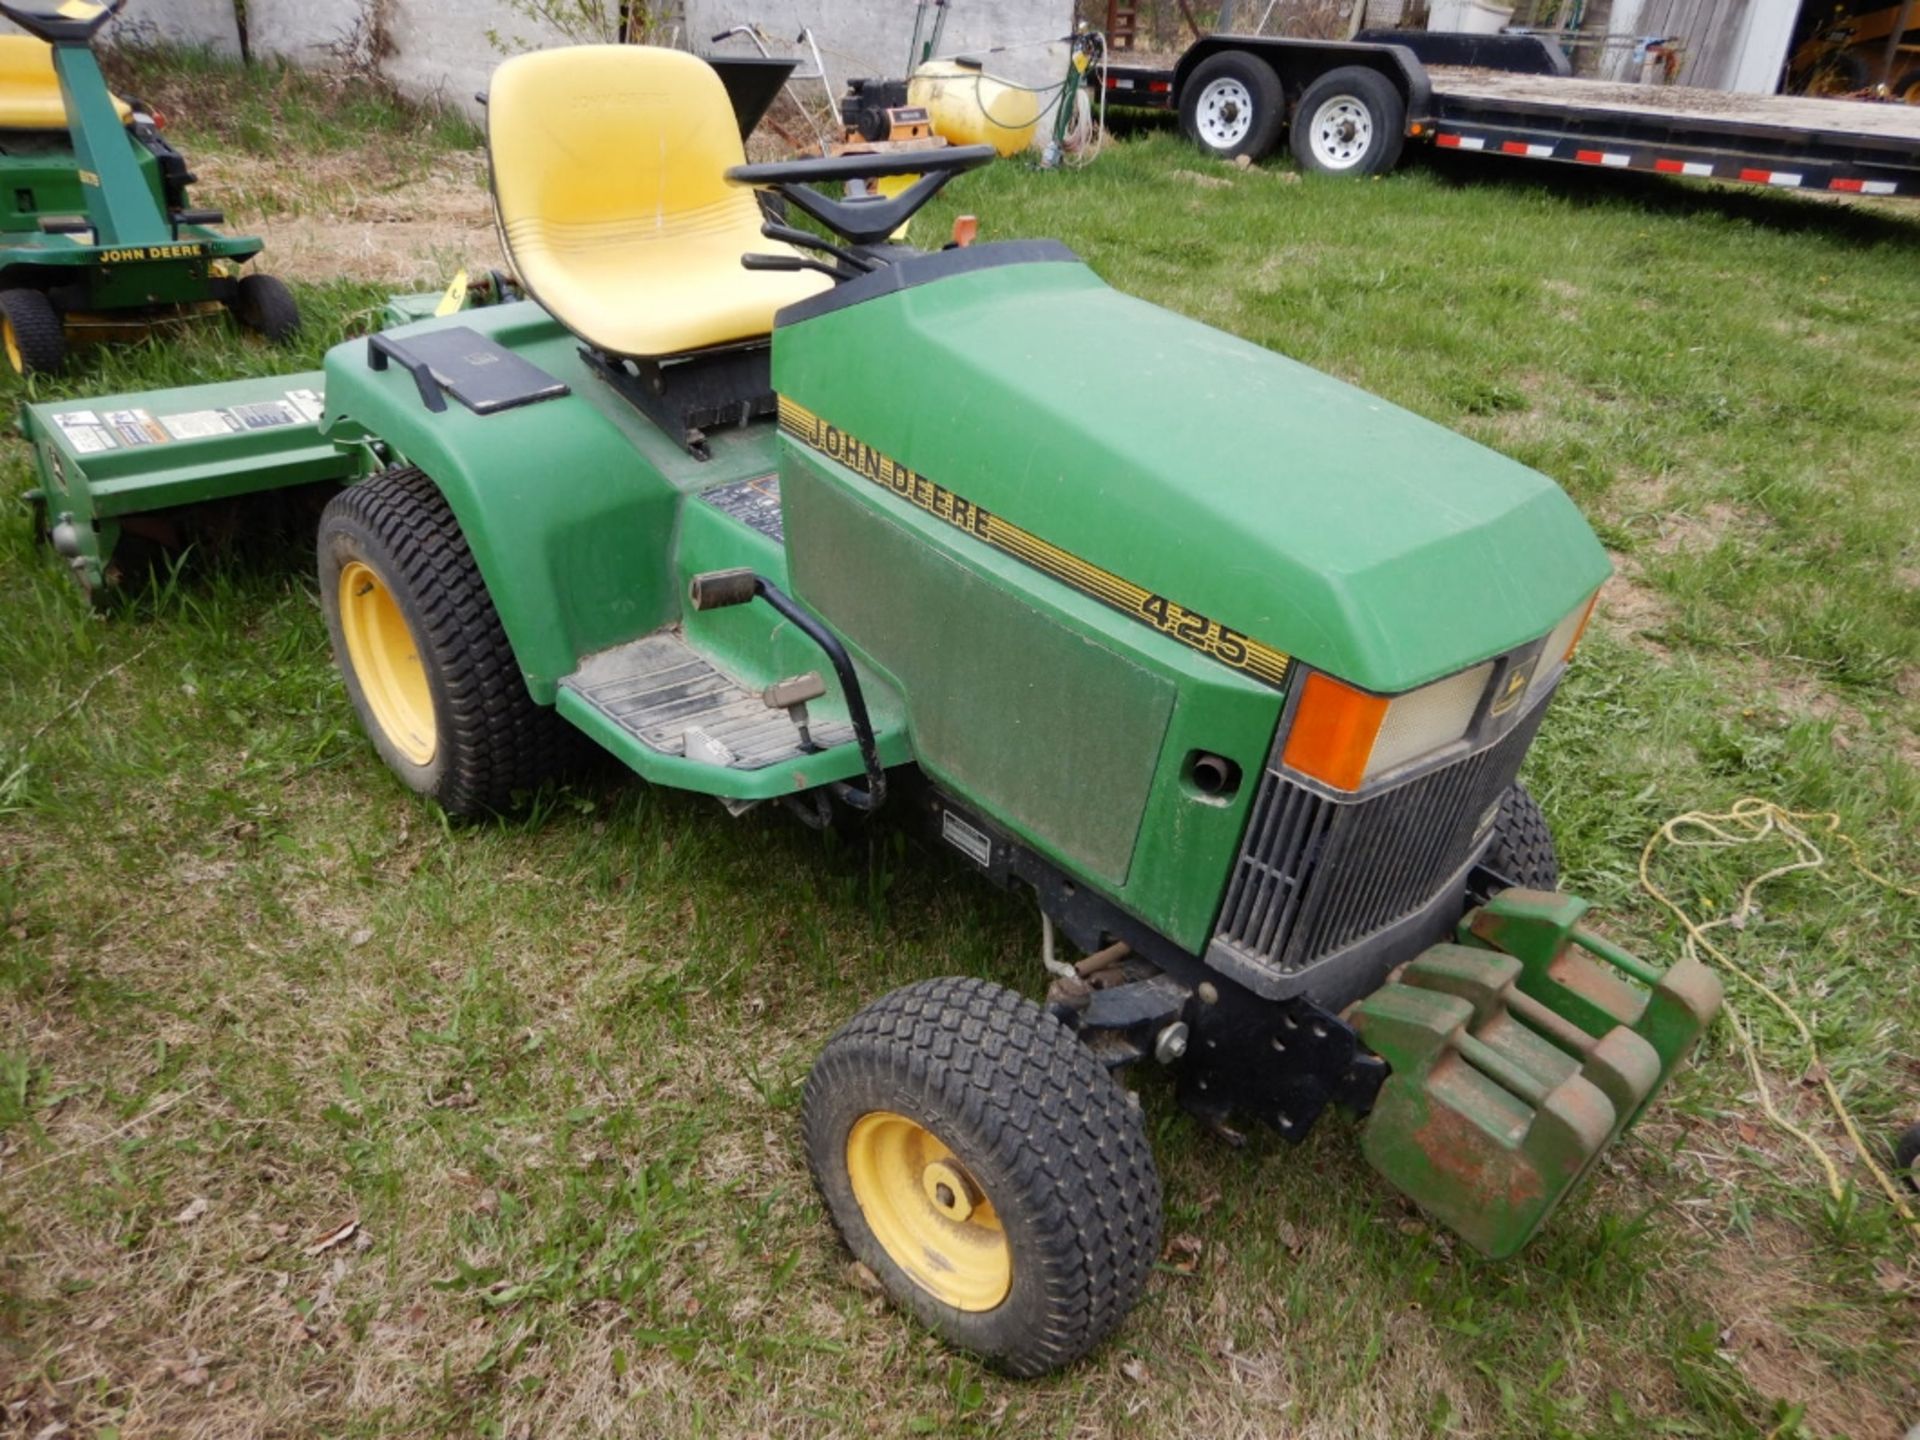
1281, 662, 1493, 792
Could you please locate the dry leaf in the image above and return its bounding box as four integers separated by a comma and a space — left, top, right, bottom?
305, 1219, 359, 1257
349, 927, 374, 948
847, 1261, 884, 1294
1164, 1233, 1204, 1274
173, 1197, 210, 1225
1121, 1358, 1150, 1384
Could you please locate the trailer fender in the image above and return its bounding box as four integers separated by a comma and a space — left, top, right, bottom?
319, 330, 680, 704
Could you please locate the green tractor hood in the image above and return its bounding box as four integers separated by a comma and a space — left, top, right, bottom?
773, 252, 1609, 694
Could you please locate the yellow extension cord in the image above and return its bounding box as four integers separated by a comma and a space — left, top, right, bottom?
1638, 798, 1918, 1233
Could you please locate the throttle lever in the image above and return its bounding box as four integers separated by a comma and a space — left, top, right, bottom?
761, 221, 875, 272
741, 252, 848, 282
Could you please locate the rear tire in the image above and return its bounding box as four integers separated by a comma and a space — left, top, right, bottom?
1891, 69, 1920, 105
230, 272, 301, 343
0, 288, 65, 376
317, 466, 576, 818
1290, 66, 1406, 177
803, 977, 1162, 1376
1180, 51, 1285, 161
1484, 783, 1559, 890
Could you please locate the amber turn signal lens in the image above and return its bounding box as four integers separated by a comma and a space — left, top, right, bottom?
1563, 589, 1600, 660
1281, 672, 1389, 792
951, 215, 978, 248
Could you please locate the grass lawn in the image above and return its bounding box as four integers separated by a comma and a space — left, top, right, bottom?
2, 55, 1917, 1440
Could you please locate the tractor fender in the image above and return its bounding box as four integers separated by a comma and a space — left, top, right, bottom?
319, 324, 680, 703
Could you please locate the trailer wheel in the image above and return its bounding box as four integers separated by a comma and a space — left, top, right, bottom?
1180, 51, 1285, 161
230, 273, 301, 344
318, 466, 576, 818
1290, 67, 1406, 177
803, 977, 1162, 1377
0, 288, 65, 376
1484, 783, 1559, 890
1895, 1121, 1920, 1194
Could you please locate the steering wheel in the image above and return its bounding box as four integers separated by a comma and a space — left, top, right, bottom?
726, 144, 996, 248
0, 0, 126, 44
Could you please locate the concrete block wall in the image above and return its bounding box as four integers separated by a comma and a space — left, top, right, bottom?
101, 0, 1071, 117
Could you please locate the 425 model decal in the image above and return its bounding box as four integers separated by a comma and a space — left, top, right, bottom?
778, 399, 1291, 689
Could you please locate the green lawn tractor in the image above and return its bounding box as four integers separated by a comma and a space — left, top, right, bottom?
0, 0, 296, 375
18, 45, 1724, 1376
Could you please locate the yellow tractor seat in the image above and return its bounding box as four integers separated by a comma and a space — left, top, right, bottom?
487, 45, 830, 359
0, 35, 131, 129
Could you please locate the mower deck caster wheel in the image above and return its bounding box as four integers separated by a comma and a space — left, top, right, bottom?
230, 272, 301, 343
803, 977, 1162, 1376
1895, 1121, 1920, 1194
0, 288, 66, 375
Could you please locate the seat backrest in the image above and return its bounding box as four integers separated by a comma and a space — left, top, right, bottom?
491, 45, 752, 237
0, 34, 131, 129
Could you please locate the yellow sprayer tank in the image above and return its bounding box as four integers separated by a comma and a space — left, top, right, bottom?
908, 61, 1040, 156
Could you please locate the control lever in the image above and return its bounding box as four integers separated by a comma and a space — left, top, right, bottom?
762, 671, 828, 752
741, 252, 848, 282
760, 221, 875, 273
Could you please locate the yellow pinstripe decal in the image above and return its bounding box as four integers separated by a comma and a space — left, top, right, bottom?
778, 399, 1291, 690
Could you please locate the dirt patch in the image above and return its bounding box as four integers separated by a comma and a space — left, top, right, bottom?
1598, 554, 1677, 655
195, 151, 498, 288
1693, 1219, 1913, 1438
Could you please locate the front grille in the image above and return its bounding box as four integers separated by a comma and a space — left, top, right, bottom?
1212, 698, 1548, 980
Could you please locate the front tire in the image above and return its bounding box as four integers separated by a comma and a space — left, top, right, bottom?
1180, 51, 1285, 161
317, 466, 575, 817
803, 977, 1162, 1376
1290, 67, 1406, 177
1484, 782, 1560, 890
0, 288, 65, 375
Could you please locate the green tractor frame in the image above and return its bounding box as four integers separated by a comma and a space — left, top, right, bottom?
19, 44, 1725, 1375
0, 0, 297, 375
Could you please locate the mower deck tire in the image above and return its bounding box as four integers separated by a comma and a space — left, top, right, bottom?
0, 288, 65, 376
230, 273, 301, 344
318, 466, 578, 818
1290, 67, 1406, 177
803, 977, 1162, 1377
1485, 782, 1559, 891
1895, 1121, 1920, 1193
1180, 51, 1285, 162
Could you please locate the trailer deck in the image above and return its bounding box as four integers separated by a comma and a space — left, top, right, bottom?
1427, 68, 1920, 139
1425, 67, 1919, 195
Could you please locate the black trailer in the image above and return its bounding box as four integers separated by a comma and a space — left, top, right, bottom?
1099, 30, 1920, 199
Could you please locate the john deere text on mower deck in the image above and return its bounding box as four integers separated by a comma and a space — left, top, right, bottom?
18, 44, 1722, 1376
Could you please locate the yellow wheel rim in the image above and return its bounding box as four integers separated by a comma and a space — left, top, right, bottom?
337, 559, 436, 766
3, 317, 22, 376
846, 1111, 1010, 1311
